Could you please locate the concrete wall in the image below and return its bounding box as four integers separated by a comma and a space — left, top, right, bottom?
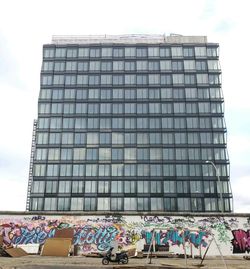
0, 212, 250, 256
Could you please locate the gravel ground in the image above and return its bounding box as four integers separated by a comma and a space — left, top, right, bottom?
0, 255, 249, 269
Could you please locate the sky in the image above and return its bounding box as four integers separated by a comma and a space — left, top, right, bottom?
0, 0, 249, 213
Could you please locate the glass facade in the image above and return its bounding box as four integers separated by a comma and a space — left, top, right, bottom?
28, 35, 233, 212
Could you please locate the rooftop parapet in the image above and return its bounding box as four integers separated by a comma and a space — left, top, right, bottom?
52, 34, 208, 45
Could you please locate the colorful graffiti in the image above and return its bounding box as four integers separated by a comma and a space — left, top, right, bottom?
142, 229, 208, 248
231, 229, 250, 253
1, 214, 250, 255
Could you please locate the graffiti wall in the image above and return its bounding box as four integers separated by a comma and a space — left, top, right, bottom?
1, 213, 250, 256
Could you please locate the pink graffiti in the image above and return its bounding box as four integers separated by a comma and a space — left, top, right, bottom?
232, 229, 250, 253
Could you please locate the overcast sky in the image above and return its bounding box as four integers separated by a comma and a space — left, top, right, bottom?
0, 0, 249, 212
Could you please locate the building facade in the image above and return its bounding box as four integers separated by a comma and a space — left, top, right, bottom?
27, 35, 233, 212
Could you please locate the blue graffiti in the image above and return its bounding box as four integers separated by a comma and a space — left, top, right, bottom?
142, 229, 208, 248
74, 225, 119, 251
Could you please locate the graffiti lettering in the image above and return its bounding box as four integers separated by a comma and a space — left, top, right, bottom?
31, 216, 46, 221
231, 229, 250, 253
142, 229, 208, 248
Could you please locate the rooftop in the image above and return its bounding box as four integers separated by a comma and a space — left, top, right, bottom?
52, 34, 208, 45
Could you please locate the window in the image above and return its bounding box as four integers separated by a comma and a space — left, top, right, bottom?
99, 164, 110, 176
42, 61, 54, 71
60, 164, 72, 176
39, 89, 52, 99
111, 181, 123, 193
137, 148, 149, 160
55, 48, 66, 58
150, 181, 162, 193
78, 48, 89, 58
111, 198, 123, 211
112, 164, 123, 176
44, 48, 54, 58
66, 61, 77, 71
195, 47, 206, 57
150, 165, 162, 176
113, 48, 124, 57
58, 181, 71, 193
149, 74, 160, 85
74, 133, 86, 144
71, 198, 84, 210
101, 62, 112, 71
148, 47, 159, 57
173, 74, 184, 85
100, 133, 111, 144
101, 47, 112, 57
184, 60, 195, 70
41, 75, 52, 85
124, 164, 136, 176
125, 61, 136, 71
86, 148, 98, 160
84, 198, 96, 211
163, 181, 176, 193
160, 60, 171, 71
113, 61, 124, 71
48, 148, 60, 160
124, 198, 137, 210
85, 164, 98, 176
183, 47, 194, 57
61, 148, 72, 160
89, 61, 100, 71
37, 133, 48, 144
55, 199, 69, 213
160, 47, 170, 57
151, 198, 163, 211
177, 198, 191, 211
137, 181, 149, 193
45, 181, 57, 193
137, 164, 149, 176
31, 181, 45, 193
191, 198, 203, 211
87, 132, 99, 144
162, 133, 173, 144
124, 148, 136, 160
53, 75, 64, 85
163, 164, 174, 176
90, 48, 100, 58
124, 181, 135, 193
112, 148, 123, 161
62, 133, 73, 144
176, 164, 188, 177
190, 181, 202, 193
125, 47, 136, 57
162, 148, 175, 160
150, 148, 162, 160
72, 165, 85, 176
30, 198, 43, 211
171, 47, 183, 57
137, 198, 149, 211
112, 133, 124, 144
35, 149, 47, 160
98, 181, 110, 193
164, 198, 176, 211
204, 198, 218, 211
99, 148, 111, 160
85, 181, 97, 193
124, 133, 136, 144
78, 61, 88, 71
136, 48, 147, 57
73, 148, 85, 160
112, 118, 124, 129
44, 198, 57, 211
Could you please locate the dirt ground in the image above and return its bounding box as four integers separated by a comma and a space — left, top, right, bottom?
0, 255, 249, 269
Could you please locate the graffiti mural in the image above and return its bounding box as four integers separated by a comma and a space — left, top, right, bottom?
231, 229, 250, 253
0, 214, 250, 256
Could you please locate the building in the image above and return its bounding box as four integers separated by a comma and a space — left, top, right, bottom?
27, 34, 233, 212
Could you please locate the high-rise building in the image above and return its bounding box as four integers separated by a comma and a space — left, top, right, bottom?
27, 35, 233, 212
